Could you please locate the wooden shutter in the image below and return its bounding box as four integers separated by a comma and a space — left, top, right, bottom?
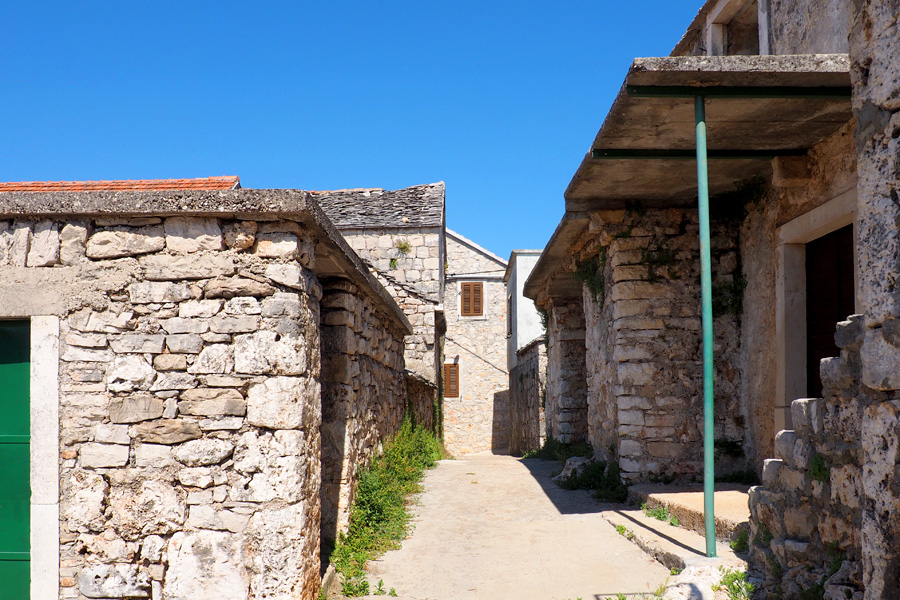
461, 282, 483, 316
444, 363, 459, 397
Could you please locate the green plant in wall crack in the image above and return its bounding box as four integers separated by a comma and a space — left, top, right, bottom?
711, 567, 754, 600
389, 258, 398, 269
809, 453, 829, 483
573, 249, 607, 303
394, 239, 412, 255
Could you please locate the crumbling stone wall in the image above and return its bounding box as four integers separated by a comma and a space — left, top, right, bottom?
508, 338, 546, 456
0, 201, 411, 600
576, 208, 742, 481
544, 297, 587, 445
319, 279, 409, 552
748, 316, 865, 599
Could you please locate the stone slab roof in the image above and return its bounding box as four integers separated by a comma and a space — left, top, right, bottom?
312, 182, 444, 230
0, 176, 241, 192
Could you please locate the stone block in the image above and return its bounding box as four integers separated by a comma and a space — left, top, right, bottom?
134, 444, 175, 467
861, 326, 900, 391
187, 344, 234, 374
820, 357, 853, 392
107, 355, 156, 392
109, 478, 185, 539
62, 346, 113, 362
109, 334, 166, 354
153, 353, 188, 371
618, 362, 655, 386
199, 417, 244, 431
774, 430, 798, 461
141, 254, 235, 280
261, 293, 302, 317
234, 330, 306, 376
164, 217, 223, 253
178, 467, 213, 488
204, 277, 276, 299
178, 299, 224, 318
94, 423, 131, 444
210, 315, 259, 334
159, 318, 209, 334
174, 438, 235, 466
129, 281, 192, 304
164, 531, 249, 600
830, 464, 860, 509
256, 231, 298, 258
66, 332, 108, 348
791, 398, 823, 438
264, 263, 304, 289
762, 458, 784, 487
59, 222, 89, 265
834, 314, 865, 349
324, 309, 354, 327
150, 372, 198, 391
647, 441, 683, 457
86, 226, 165, 259
619, 439, 642, 456
166, 334, 205, 354
80, 443, 130, 468
132, 420, 202, 444
110, 395, 165, 423
223, 221, 257, 251
78, 564, 150, 598
618, 410, 644, 426
247, 376, 315, 430
179, 388, 246, 416
225, 297, 261, 315
26, 221, 59, 266
784, 507, 817, 540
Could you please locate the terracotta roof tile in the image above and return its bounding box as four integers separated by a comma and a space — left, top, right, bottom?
0, 176, 241, 192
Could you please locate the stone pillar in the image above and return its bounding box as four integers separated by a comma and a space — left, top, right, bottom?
850, 4, 900, 598
545, 298, 587, 444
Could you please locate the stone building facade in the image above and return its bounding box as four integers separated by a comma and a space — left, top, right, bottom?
0, 184, 414, 600
526, 0, 900, 596
443, 229, 509, 455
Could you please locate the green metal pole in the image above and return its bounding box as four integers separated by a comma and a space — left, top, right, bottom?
695, 95, 717, 557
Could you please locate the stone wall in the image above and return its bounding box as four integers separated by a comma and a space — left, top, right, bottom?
576, 208, 743, 481
319, 279, 409, 556
340, 228, 443, 384
508, 338, 547, 456
406, 373, 437, 434
443, 233, 508, 455
769, 0, 852, 54
748, 316, 865, 599
0, 191, 412, 600
544, 297, 587, 445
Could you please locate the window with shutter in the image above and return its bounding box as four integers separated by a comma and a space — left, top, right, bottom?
444, 363, 459, 397
460, 282, 483, 317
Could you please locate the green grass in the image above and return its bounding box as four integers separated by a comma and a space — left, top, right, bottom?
330, 416, 443, 597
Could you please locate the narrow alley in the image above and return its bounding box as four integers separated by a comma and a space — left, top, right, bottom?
353, 454, 670, 600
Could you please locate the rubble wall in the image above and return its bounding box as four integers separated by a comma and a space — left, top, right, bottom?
508, 338, 547, 456
319, 279, 409, 554
544, 298, 587, 445
769, 0, 852, 54
576, 208, 742, 481
0, 211, 408, 600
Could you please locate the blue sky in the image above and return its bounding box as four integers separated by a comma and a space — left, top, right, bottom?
0, 2, 700, 259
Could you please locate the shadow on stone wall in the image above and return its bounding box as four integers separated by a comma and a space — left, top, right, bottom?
492, 389, 510, 453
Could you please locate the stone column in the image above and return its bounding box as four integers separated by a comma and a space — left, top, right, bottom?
545, 297, 587, 444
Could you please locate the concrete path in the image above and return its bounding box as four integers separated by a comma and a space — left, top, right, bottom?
359, 453, 670, 600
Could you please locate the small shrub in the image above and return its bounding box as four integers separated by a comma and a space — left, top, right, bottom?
730, 528, 750, 553
573, 250, 607, 303
615, 524, 627, 536
389, 258, 398, 269
827, 541, 846, 576
668, 515, 680, 527
394, 239, 412, 255
809, 453, 829, 483
670, 567, 682, 576
711, 567, 754, 600
754, 523, 773, 548
642, 502, 671, 522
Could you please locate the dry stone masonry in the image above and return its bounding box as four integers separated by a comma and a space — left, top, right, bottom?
0, 189, 412, 600
508, 338, 547, 456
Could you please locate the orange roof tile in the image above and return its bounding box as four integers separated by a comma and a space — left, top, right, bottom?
0, 176, 241, 192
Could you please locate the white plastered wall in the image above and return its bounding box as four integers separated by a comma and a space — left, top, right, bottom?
774, 187, 857, 433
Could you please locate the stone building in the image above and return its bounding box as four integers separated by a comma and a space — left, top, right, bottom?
525, 0, 900, 596
443, 229, 509, 455
504, 250, 546, 455
0, 179, 421, 600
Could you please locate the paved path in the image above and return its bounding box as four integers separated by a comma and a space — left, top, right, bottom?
360, 453, 670, 600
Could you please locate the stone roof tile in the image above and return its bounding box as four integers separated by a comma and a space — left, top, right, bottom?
312, 182, 444, 229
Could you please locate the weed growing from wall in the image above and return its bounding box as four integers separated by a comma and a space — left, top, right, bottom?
573, 249, 607, 303
394, 239, 412, 255
711, 567, 754, 600
808, 453, 829, 483
331, 417, 444, 596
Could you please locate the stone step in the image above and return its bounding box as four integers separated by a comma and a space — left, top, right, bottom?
628, 483, 751, 543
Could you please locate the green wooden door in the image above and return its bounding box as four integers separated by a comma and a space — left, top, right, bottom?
0, 321, 30, 597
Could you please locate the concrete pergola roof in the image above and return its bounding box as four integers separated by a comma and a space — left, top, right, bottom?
526, 53, 852, 303
565, 54, 852, 211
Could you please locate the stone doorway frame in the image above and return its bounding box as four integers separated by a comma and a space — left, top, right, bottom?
774, 187, 857, 434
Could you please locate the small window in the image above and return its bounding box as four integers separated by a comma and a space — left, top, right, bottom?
461, 282, 483, 316
444, 363, 459, 397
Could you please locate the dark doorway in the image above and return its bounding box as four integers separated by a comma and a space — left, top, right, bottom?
805, 224, 854, 398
